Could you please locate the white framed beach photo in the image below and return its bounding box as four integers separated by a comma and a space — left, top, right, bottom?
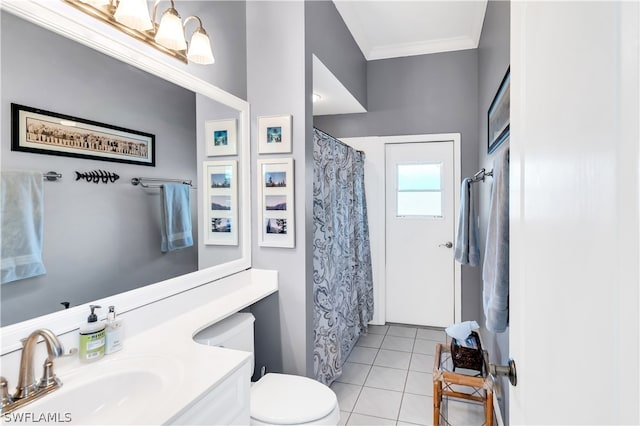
202, 160, 238, 245
205, 118, 237, 157
257, 115, 292, 154
257, 158, 294, 248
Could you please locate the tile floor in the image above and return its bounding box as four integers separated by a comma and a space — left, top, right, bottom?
331, 324, 486, 426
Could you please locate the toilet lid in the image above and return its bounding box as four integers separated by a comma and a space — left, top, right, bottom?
251, 373, 338, 424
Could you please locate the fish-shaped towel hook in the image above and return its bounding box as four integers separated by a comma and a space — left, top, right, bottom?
75, 170, 120, 184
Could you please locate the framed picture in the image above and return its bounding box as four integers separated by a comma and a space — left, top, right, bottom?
205, 118, 237, 156
11, 103, 155, 166
257, 158, 294, 248
487, 67, 510, 154
203, 160, 238, 246
258, 115, 292, 154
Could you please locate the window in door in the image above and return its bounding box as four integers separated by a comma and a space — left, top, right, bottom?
396, 163, 443, 217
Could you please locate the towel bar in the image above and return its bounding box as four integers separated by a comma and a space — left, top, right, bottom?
131, 177, 195, 189
469, 168, 493, 183
43, 171, 62, 182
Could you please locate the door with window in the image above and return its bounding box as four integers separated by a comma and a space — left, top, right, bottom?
385, 142, 455, 327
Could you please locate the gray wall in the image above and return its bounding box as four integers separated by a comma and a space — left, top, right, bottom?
305, 0, 367, 109
247, 1, 311, 377
0, 12, 197, 324
477, 0, 510, 421
314, 49, 483, 322
148, 1, 248, 100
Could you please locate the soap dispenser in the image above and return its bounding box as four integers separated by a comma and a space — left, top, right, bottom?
105, 305, 124, 355
78, 305, 105, 362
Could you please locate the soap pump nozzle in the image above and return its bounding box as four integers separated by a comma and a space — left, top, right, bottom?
88, 305, 101, 323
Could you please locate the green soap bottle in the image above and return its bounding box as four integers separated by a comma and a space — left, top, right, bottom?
78, 305, 106, 362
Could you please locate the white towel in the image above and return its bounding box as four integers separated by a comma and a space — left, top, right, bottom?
160, 183, 193, 252
454, 179, 480, 266
483, 148, 510, 333
1, 171, 47, 284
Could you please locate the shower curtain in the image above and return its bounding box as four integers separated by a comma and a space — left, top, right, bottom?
313, 128, 374, 385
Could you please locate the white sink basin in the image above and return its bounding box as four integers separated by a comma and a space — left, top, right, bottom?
12, 355, 183, 425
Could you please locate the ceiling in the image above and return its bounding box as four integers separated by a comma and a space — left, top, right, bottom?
333, 1, 488, 61
313, 1, 488, 116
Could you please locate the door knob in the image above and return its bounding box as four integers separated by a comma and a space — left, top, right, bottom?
489, 358, 517, 386
439, 242, 453, 248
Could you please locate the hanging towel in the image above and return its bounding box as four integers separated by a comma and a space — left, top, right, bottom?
454, 178, 480, 266
160, 183, 193, 252
1, 171, 47, 284
483, 148, 510, 333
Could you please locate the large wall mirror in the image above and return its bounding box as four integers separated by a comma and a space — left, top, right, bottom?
0, 1, 251, 349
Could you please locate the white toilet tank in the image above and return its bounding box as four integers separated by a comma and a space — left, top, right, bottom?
194, 313, 255, 375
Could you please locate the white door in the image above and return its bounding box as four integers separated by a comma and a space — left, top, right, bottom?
509, 2, 639, 424
385, 142, 455, 327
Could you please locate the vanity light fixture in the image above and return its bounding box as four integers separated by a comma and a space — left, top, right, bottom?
64, 0, 215, 65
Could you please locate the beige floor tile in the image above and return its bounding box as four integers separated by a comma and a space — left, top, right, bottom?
357, 333, 385, 348
382, 335, 415, 352
353, 387, 403, 420
337, 362, 372, 386
374, 349, 412, 370
348, 346, 379, 365
405, 371, 433, 396
364, 366, 408, 392
331, 382, 363, 412
413, 338, 437, 355
388, 325, 418, 338
347, 413, 396, 425
368, 325, 390, 335
410, 353, 435, 373
416, 328, 447, 342
398, 393, 433, 426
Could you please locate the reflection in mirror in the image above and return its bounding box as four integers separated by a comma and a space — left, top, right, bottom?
0, 11, 244, 326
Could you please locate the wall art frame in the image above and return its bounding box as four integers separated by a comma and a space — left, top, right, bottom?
11, 103, 155, 166
257, 158, 295, 248
203, 160, 238, 246
487, 67, 510, 154
257, 114, 292, 154
205, 118, 237, 156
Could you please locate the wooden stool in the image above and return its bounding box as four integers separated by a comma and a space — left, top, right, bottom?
433, 343, 493, 426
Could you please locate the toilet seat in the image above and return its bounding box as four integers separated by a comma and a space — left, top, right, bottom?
250, 373, 340, 425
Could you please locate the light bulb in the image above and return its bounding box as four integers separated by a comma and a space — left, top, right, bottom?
187, 28, 215, 65
155, 8, 187, 51
114, 0, 153, 32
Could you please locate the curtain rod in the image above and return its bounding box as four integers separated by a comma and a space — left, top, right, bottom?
314, 127, 364, 154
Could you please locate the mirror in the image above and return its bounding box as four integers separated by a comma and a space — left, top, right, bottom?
0, 2, 251, 330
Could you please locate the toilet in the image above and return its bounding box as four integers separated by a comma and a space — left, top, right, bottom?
194, 313, 340, 425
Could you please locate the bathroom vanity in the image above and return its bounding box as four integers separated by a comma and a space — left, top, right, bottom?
1, 269, 278, 424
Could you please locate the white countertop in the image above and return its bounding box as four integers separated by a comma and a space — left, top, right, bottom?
2, 268, 278, 424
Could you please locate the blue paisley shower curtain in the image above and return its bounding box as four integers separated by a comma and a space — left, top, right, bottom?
313, 128, 374, 385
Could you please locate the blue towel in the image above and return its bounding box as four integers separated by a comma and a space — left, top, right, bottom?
160, 183, 193, 252
454, 178, 480, 266
483, 148, 510, 333
1, 171, 46, 284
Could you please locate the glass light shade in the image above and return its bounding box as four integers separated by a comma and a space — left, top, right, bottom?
82, 0, 110, 7
187, 29, 215, 64
155, 8, 187, 51
114, 0, 153, 31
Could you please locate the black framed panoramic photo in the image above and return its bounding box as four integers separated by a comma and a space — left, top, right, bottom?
487, 67, 510, 154
11, 103, 155, 166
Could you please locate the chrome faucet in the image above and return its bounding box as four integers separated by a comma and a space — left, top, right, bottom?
1, 329, 65, 415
